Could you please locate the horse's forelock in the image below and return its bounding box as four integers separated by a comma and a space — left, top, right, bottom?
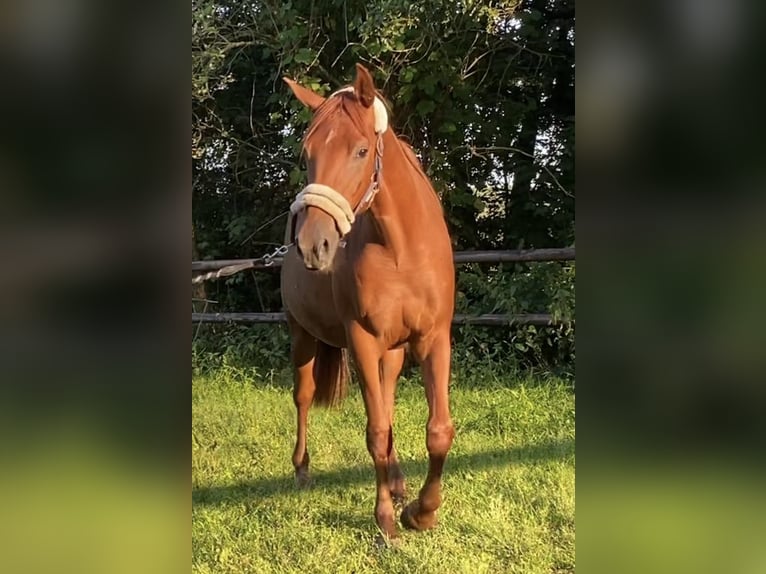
305, 90, 375, 147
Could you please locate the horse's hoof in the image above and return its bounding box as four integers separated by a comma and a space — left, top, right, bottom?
400, 501, 437, 531
294, 471, 312, 489
373, 532, 400, 550
375, 506, 398, 542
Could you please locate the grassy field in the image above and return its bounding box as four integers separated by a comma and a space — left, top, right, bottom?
192, 365, 575, 574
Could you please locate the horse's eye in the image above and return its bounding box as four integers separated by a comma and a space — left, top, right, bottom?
357, 147, 369, 158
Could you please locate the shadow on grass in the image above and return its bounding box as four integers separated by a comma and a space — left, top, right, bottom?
192, 438, 574, 508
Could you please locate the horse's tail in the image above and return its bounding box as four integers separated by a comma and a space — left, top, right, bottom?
312, 341, 349, 408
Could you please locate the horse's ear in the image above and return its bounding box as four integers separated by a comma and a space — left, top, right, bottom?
353, 64, 376, 108
283, 77, 325, 111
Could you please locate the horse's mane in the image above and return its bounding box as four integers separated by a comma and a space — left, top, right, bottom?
396, 139, 440, 202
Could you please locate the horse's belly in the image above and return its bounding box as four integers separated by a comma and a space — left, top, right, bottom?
280, 247, 347, 347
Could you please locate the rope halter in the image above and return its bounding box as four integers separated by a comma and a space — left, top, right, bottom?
290, 87, 387, 238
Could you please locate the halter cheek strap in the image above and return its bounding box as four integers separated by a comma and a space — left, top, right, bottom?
290, 87, 387, 240
353, 133, 384, 216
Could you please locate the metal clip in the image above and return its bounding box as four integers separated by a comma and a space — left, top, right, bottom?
263, 244, 290, 267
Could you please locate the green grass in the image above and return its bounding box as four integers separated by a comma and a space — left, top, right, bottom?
192, 366, 575, 574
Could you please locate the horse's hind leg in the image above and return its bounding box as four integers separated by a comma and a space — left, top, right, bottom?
381, 348, 406, 505
287, 314, 317, 488
401, 331, 455, 531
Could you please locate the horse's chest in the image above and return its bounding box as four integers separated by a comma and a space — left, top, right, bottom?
335, 257, 430, 337
281, 249, 346, 346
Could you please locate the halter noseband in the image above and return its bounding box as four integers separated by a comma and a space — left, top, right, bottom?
289, 88, 387, 240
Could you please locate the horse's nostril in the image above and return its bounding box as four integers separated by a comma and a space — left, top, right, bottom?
313, 238, 330, 259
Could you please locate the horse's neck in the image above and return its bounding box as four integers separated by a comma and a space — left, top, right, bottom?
368, 132, 439, 263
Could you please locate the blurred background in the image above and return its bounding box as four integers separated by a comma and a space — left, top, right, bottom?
0, 0, 187, 572
578, 0, 766, 572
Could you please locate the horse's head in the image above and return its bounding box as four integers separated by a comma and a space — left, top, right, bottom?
284, 64, 388, 271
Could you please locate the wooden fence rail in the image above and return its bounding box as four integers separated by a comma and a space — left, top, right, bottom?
192, 247, 574, 272
192, 247, 574, 328
192, 312, 570, 326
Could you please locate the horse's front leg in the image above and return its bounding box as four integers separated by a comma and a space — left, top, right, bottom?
347, 323, 397, 540
287, 314, 316, 488
401, 330, 455, 531
381, 347, 406, 506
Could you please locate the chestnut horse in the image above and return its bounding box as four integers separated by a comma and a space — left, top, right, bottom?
280, 64, 455, 539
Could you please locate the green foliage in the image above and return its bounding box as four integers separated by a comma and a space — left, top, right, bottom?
193, 324, 292, 378
453, 262, 574, 374
192, 0, 575, 371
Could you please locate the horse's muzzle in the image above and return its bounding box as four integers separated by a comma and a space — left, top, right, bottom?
297, 236, 331, 270
295, 210, 339, 271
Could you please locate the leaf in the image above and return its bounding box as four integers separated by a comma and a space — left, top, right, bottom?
417, 75, 436, 94
289, 167, 304, 185
416, 99, 436, 116
294, 48, 313, 64
439, 122, 457, 134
